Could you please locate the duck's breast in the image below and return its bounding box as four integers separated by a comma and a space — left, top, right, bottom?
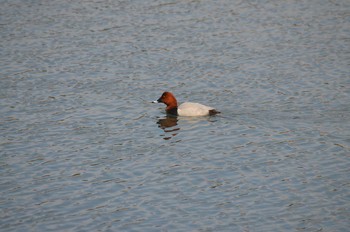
177, 102, 214, 116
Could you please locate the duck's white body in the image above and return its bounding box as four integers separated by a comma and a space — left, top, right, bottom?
177, 102, 215, 116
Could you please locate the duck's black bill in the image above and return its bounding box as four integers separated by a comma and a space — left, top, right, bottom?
152, 99, 161, 103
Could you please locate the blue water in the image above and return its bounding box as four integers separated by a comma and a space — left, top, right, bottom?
1, 0, 349, 231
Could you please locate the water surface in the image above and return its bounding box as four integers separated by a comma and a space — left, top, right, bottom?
1, 0, 349, 231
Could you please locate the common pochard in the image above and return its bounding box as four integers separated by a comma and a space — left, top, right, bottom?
153, 92, 220, 116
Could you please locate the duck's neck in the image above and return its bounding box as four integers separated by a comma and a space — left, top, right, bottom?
166, 106, 178, 116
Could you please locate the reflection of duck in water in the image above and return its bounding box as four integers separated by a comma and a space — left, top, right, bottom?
153, 92, 220, 116
157, 116, 180, 140
157, 116, 178, 129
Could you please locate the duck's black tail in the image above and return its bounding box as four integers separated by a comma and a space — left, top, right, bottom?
209, 109, 221, 116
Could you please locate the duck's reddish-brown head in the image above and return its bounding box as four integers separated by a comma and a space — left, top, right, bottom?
156, 92, 178, 107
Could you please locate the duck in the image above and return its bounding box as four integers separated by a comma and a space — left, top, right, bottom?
153, 91, 220, 116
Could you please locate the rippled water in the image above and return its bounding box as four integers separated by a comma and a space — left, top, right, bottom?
1, 0, 350, 231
